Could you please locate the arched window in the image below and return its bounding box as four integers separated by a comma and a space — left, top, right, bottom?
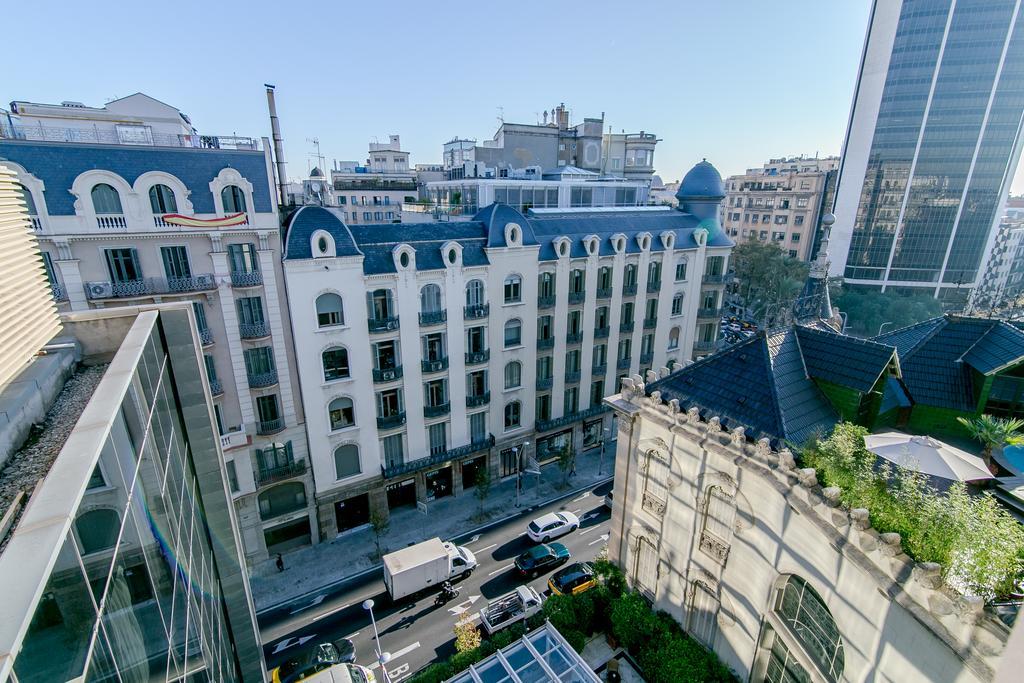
668, 327, 680, 350
641, 449, 669, 516
323, 347, 350, 381
91, 183, 123, 214
75, 508, 121, 554
316, 293, 344, 327
503, 274, 522, 303
329, 397, 355, 430
687, 581, 720, 649
598, 266, 613, 289
504, 401, 521, 429
420, 284, 443, 313
258, 482, 307, 520
538, 272, 556, 297
17, 183, 37, 215
671, 293, 685, 316
465, 279, 485, 306
569, 269, 585, 294
770, 576, 845, 683
334, 444, 361, 479
623, 263, 638, 288
504, 319, 522, 348
504, 361, 522, 389
221, 185, 247, 213
149, 184, 177, 213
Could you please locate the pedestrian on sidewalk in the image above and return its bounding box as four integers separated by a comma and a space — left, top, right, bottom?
276, 553, 285, 572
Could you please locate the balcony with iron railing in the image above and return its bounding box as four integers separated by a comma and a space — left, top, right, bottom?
647, 281, 661, 293
381, 435, 494, 479
239, 321, 271, 340
566, 332, 583, 345
565, 370, 581, 384
464, 303, 489, 319
596, 287, 613, 299
85, 275, 216, 300
50, 283, 67, 302
465, 349, 489, 365
377, 412, 407, 430
0, 122, 262, 150
419, 310, 447, 326
537, 337, 555, 350
368, 315, 400, 333
640, 352, 654, 364
592, 363, 607, 376
536, 404, 610, 433
209, 378, 223, 396
568, 291, 585, 305
421, 357, 449, 374
594, 326, 610, 339
257, 417, 285, 435
372, 365, 403, 383
230, 270, 263, 288
619, 321, 634, 333
466, 391, 490, 408
199, 328, 214, 346
702, 272, 730, 285
694, 340, 718, 353
424, 402, 451, 418
643, 318, 657, 330
256, 458, 307, 487
622, 283, 638, 296
536, 377, 553, 390
617, 357, 632, 369
697, 306, 724, 320
247, 370, 278, 389
537, 295, 556, 309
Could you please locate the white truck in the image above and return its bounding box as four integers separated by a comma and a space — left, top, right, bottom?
479, 586, 544, 635
382, 537, 478, 601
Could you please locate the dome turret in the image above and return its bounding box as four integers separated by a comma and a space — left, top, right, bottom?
676, 159, 725, 202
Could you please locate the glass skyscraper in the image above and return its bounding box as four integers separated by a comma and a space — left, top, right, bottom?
830, 0, 1024, 302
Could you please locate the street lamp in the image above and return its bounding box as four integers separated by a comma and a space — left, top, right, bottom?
514, 441, 529, 508
363, 599, 392, 683
878, 321, 893, 335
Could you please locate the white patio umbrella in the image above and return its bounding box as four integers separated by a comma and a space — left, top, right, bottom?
863, 431, 994, 482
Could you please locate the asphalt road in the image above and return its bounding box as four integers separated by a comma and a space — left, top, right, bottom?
259, 479, 614, 681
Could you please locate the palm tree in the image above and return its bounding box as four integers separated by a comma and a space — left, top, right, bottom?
956, 414, 1024, 473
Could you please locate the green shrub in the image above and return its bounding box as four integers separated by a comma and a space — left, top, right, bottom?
560, 627, 588, 653
593, 557, 627, 597
610, 592, 666, 652
542, 591, 597, 635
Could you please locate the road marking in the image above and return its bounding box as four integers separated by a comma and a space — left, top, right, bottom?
570, 508, 582, 514
389, 663, 411, 680
368, 642, 421, 669
310, 601, 352, 622
344, 631, 360, 640
448, 595, 481, 615
477, 543, 497, 552
516, 531, 527, 538
573, 492, 590, 502
467, 533, 481, 544
588, 533, 610, 547
579, 526, 600, 535
288, 593, 326, 615
488, 563, 514, 576
271, 634, 316, 654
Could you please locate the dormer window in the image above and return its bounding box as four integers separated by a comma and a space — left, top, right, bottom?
505, 222, 522, 246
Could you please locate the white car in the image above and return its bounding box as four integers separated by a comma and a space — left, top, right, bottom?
527, 511, 580, 543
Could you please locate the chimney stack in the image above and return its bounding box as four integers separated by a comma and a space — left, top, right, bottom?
265, 84, 289, 207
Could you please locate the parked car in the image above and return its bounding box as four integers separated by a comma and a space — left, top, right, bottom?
270, 639, 357, 683
548, 562, 597, 596
526, 511, 580, 543
298, 663, 375, 683
514, 542, 570, 577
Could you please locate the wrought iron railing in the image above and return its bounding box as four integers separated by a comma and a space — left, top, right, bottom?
622, 283, 638, 296
239, 321, 271, 339
368, 316, 400, 333
256, 459, 307, 487
640, 352, 654, 364
419, 310, 447, 326
565, 370, 581, 384
596, 288, 613, 299
377, 412, 406, 429
619, 321, 634, 333
50, 283, 67, 301
421, 357, 449, 374
537, 295, 556, 309
537, 337, 555, 350
594, 326, 610, 339
697, 306, 724, 320
257, 417, 285, 435
209, 378, 223, 396
536, 404, 609, 433
465, 349, 489, 365
464, 303, 489, 319
617, 357, 632, 369
592, 364, 607, 376
167, 274, 217, 293
647, 281, 661, 293
381, 435, 494, 479
702, 272, 730, 284
643, 318, 658, 330
85, 275, 215, 299
536, 377, 553, 390
566, 332, 584, 345
424, 402, 451, 418
568, 291, 585, 304
230, 270, 263, 288
372, 366, 403, 383
466, 391, 490, 407
199, 328, 214, 346
247, 370, 278, 388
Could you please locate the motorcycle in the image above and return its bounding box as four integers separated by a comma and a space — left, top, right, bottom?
434, 582, 461, 606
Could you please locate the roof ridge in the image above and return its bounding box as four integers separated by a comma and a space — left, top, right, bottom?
878, 316, 947, 359
761, 331, 788, 440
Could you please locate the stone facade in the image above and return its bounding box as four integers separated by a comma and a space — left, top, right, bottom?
605, 375, 1010, 682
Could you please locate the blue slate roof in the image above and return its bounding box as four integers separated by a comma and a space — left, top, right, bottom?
873, 316, 1024, 412
794, 325, 897, 393
676, 159, 725, 200
646, 325, 846, 445
285, 201, 733, 272
0, 139, 273, 214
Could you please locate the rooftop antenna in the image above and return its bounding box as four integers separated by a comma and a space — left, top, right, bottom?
306, 137, 324, 174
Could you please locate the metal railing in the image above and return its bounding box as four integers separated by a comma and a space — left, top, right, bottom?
619, 321, 634, 333
372, 366, 403, 383
199, 328, 214, 346
256, 459, 307, 487
50, 283, 67, 302
694, 340, 718, 353
424, 402, 451, 418
421, 357, 449, 374
465, 349, 489, 365
566, 332, 583, 344
239, 321, 271, 339
536, 377, 553, 390
565, 370, 581, 384
647, 281, 661, 293
0, 122, 261, 150
466, 392, 490, 407
702, 272, 730, 284
381, 435, 494, 479
537, 295, 556, 309
596, 287, 613, 299
643, 318, 658, 330
377, 412, 406, 429
568, 291, 585, 304
617, 357, 632, 369
622, 283, 638, 296
594, 326, 610, 339
536, 404, 610, 433
209, 378, 223, 396
230, 270, 263, 288
640, 352, 654, 364
85, 275, 216, 299
464, 303, 489, 319
419, 310, 447, 326
167, 274, 217, 293
697, 306, 724, 320
247, 370, 278, 388
537, 337, 555, 350
257, 417, 285, 435
592, 363, 607, 376
368, 316, 400, 333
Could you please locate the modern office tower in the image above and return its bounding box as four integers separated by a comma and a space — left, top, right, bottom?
281, 161, 732, 535
830, 0, 1024, 303
721, 156, 840, 261
0, 95, 312, 565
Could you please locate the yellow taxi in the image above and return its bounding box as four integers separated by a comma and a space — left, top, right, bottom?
547, 561, 597, 596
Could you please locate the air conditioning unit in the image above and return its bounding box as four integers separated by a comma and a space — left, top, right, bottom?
381, 369, 396, 381
87, 281, 113, 299
386, 320, 398, 330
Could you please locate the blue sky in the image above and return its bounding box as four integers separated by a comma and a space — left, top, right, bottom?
6, 0, 1023, 193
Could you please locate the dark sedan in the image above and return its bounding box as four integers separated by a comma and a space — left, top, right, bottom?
269, 639, 356, 683
514, 542, 571, 578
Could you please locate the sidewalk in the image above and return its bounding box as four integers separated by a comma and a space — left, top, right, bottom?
250, 442, 615, 611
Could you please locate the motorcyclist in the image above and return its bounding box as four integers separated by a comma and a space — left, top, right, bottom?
440, 580, 456, 598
